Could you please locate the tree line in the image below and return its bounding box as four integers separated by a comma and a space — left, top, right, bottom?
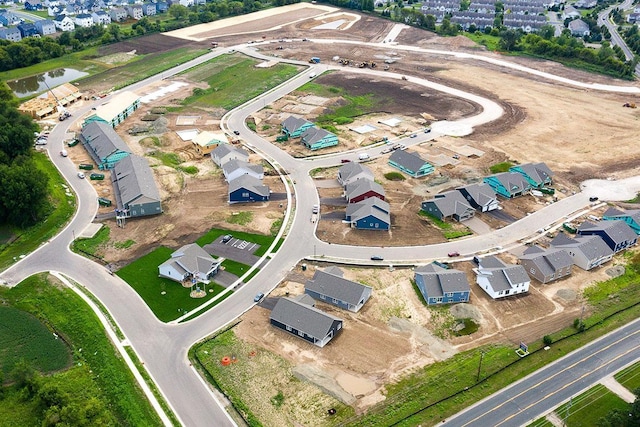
0, 83, 50, 228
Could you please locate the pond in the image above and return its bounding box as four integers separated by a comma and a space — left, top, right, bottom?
7, 68, 88, 98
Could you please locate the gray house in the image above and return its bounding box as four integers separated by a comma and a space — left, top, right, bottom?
110, 7, 127, 22
388, 150, 434, 178
509, 162, 554, 189
228, 174, 270, 203
270, 296, 343, 348
483, 172, 531, 198
414, 263, 471, 305
158, 243, 220, 284
305, 267, 373, 312
568, 19, 590, 37
34, 19, 56, 35
0, 27, 22, 42
222, 159, 264, 182
337, 162, 374, 188
457, 183, 499, 212
345, 197, 390, 230
211, 144, 248, 167
345, 179, 385, 204
111, 155, 162, 218
421, 190, 475, 222
519, 245, 573, 284
577, 220, 637, 254
550, 233, 613, 270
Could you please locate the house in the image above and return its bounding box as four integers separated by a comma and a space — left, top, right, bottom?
75, 12, 94, 27
34, 19, 56, 35
0, 27, 22, 42
337, 162, 374, 188
228, 175, 270, 203
345, 179, 385, 204
568, 18, 590, 37
92, 10, 111, 25
414, 263, 471, 305
80, 121, 131, 170
300, 127, 339, 151
17, 22, 38, 38
191, 131, 228, 156
519, 245, 573, 284
562, 5, 581, 19
421, 191, 475, 222
457, 183, 499, 212
577, 220, 637, 254
628, 12, 640, 24
550, 233, 613, 270
0, 12, 21, 26
305, 267, 373, 312
509, 162, 553, 188
345, 197, 391, 230
388, 150, 434, 178
602, 207, 640, 235
156, 1, 168, 13
211, 144, 248, 167
178, 0, 194, 6
25, 0, 43, 10
84, 91, 140, 128
158, 243, 220, 284
110, 7, 127, 22
141, 2, 156, 15
483, 172, 531, 198
53, 14, 75, 31
281, 115, 314, 138
474, 256, 530, 299
222, 159, 264, 182
270, 296, 343, 348
126, 4, 142, 19
111, 155, 162, 218
574, 0, 596, 7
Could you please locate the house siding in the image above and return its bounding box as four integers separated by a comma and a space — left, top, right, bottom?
229, 188, 269, 203
348, 190, 385, 204
126, 200, 162, 218
270, 318, 341, 348
388, 159, 433, 178
352, 215, 389, 230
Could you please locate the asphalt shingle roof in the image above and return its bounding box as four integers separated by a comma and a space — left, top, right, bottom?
415, 264, 470, 298
389, 149, 430, 174
270, 297, 343, 340
228, 174, 270, 197
305, 268, 372, 306
111, 155, 161, 206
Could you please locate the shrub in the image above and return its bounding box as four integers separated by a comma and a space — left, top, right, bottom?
384, 171, 406, 181
543, 335, 553, 346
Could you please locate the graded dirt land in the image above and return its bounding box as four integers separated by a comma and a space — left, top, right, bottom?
59, 6, 640, 424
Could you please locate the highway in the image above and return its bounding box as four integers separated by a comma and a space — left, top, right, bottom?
2, 27, 640, 427
442, 317, 640, 426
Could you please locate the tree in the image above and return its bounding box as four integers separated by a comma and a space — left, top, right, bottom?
499, 29, 521, 51
0, 84, 39, 163
169, 4, 189, 20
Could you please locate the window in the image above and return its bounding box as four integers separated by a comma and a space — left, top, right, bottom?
337, 323, 341, 330
286, 325, 292, 331
332, 298, 338, 304
298, 330, 304, 337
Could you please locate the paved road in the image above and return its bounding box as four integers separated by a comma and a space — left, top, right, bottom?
442, 318, 640, 426
597, 0, 640, 76
3, 30, 640, 427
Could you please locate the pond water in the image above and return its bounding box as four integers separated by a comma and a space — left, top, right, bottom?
7, 68, 88, 98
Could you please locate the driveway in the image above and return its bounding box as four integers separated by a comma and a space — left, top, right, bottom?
203, 237, 262, 266
464, 216, 492, 235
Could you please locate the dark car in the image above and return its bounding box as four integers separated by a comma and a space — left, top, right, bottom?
589, 196, 599, 202
341, 159, 351, 163
222, 234, 233, 243
448, 251, 460, 257
254, 292, 265, 303
233, 130, 240, 135
371, 255, 384, 261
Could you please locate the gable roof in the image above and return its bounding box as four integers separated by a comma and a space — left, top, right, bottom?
306, 268, 372, 306
192, 131, 228, 147
520, 246, 573, 277
222, 159, 263, 177
457, 182, 497, 206
211, 144, 248, 163
389, 149, 430, 173
577, 220, 637, 245
82, 121, 131, 161
270, 297, 343, 340
228, 174, 269, 197
551, 233, 614, 260
301, 127, 335, 144
111, 154, 161, 206
415, 263, 470, 298
345, 179, 385, 200
282, 115, 312, 133
478, 256, 529, 292
338, 162, 374, 184
511, 162, 553, 185
160, 243, 218, 278
91, 91, 139, 124
346, 197, 390, 218
424, 190, 474, 217
486, 172, 530, 194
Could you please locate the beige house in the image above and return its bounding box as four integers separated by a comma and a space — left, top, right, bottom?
192, 131, 229, 156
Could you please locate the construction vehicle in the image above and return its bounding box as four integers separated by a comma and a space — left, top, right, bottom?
309, 57, 320, 63
43, 79, 71, 121
623, 102, 637, 108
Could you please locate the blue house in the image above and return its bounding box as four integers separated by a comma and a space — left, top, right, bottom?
421, 190, 475, 222
345, 197, 390, 230
483, 172, 531, 198
509, 162, 553, 188
577, 220, 637, 254
24, 0, 43, 10
300, 127, 339, 150
80, 121, 131, 170
305, 266, 373, 312
228, 175, 270, 203
156, 2, 169, 13
602, 207, 640, 235
270, 296, 343, 348
388, 150, 434, 178
414, 263, 471, 305
17, 23, 38, 38
281, 115, 314, 138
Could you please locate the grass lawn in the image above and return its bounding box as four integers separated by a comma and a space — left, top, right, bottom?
464, 32, 502, 51
115, 246, 227, 322
615, 361, 640, 393
0, 306, 71, 377
180, 54, 301, 110
555, 384, 630, 427
418, 211, 473, 239
489, 161, 514, 173
0, 152, 76, 270
0, 274, 161, 426
528, 418, 555, 427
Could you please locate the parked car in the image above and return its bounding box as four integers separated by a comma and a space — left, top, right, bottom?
222, 234, 233, 243
60, 150, 68, 157
448, 251, 460, 257
370, 255, 384, 261
589, 196, 599, 202
424, 128, 431, 133
77, 172, 85, 179
233, 130, 240, 135
341, 159, 351, 163
98, 197, 112, 207
381, 147, 392, 154
254, 292, 265, 303
410, 134, 417, 138
312, 205, 319, 214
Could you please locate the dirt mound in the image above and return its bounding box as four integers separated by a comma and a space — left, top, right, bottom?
388, 317, 457, 362
450, 303, 483, 323
605, 265, 625, 278
293, 364, 356, 405
556, 289, 578, 302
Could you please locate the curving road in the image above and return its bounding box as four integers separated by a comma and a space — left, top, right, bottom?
596, 0, 640, 76
2, 29, 640, 427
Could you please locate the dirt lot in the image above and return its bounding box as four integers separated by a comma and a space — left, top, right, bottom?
55, 7, 640, 423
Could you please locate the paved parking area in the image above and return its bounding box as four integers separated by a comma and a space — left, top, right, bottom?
203, 236, 261, 265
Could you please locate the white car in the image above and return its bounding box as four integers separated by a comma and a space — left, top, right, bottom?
77, 172, 85, 179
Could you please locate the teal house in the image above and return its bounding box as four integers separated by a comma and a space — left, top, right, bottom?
483, 172, 530, 198
81, 121, 131, 170
83, 91, 140, 128
603, 207, 640, 235
282, 116, 314, 138
388, 150, 434, 178
301, 127, 339, 151
509, 162, 553, 188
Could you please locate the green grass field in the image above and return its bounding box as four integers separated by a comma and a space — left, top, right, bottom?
0, 274, 161, 426
0, 152, 76, 270
528, 417, 555, 427
555, 384, 630, 427
180, 54, 301, 110
115, 246, 226, 322
615, 362, 640, 393
0, 306, 71, 377
489, 161, 514, 173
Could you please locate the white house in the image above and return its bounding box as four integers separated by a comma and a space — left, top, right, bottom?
126, 4, 143, 19
222, 159, 264, 182
75, 13, 94, 27
53, 14, 75, 31
211, 144, 249, 167
158, 243, 221, 284
92, 10, 111, 25
474, 256, 530, 299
